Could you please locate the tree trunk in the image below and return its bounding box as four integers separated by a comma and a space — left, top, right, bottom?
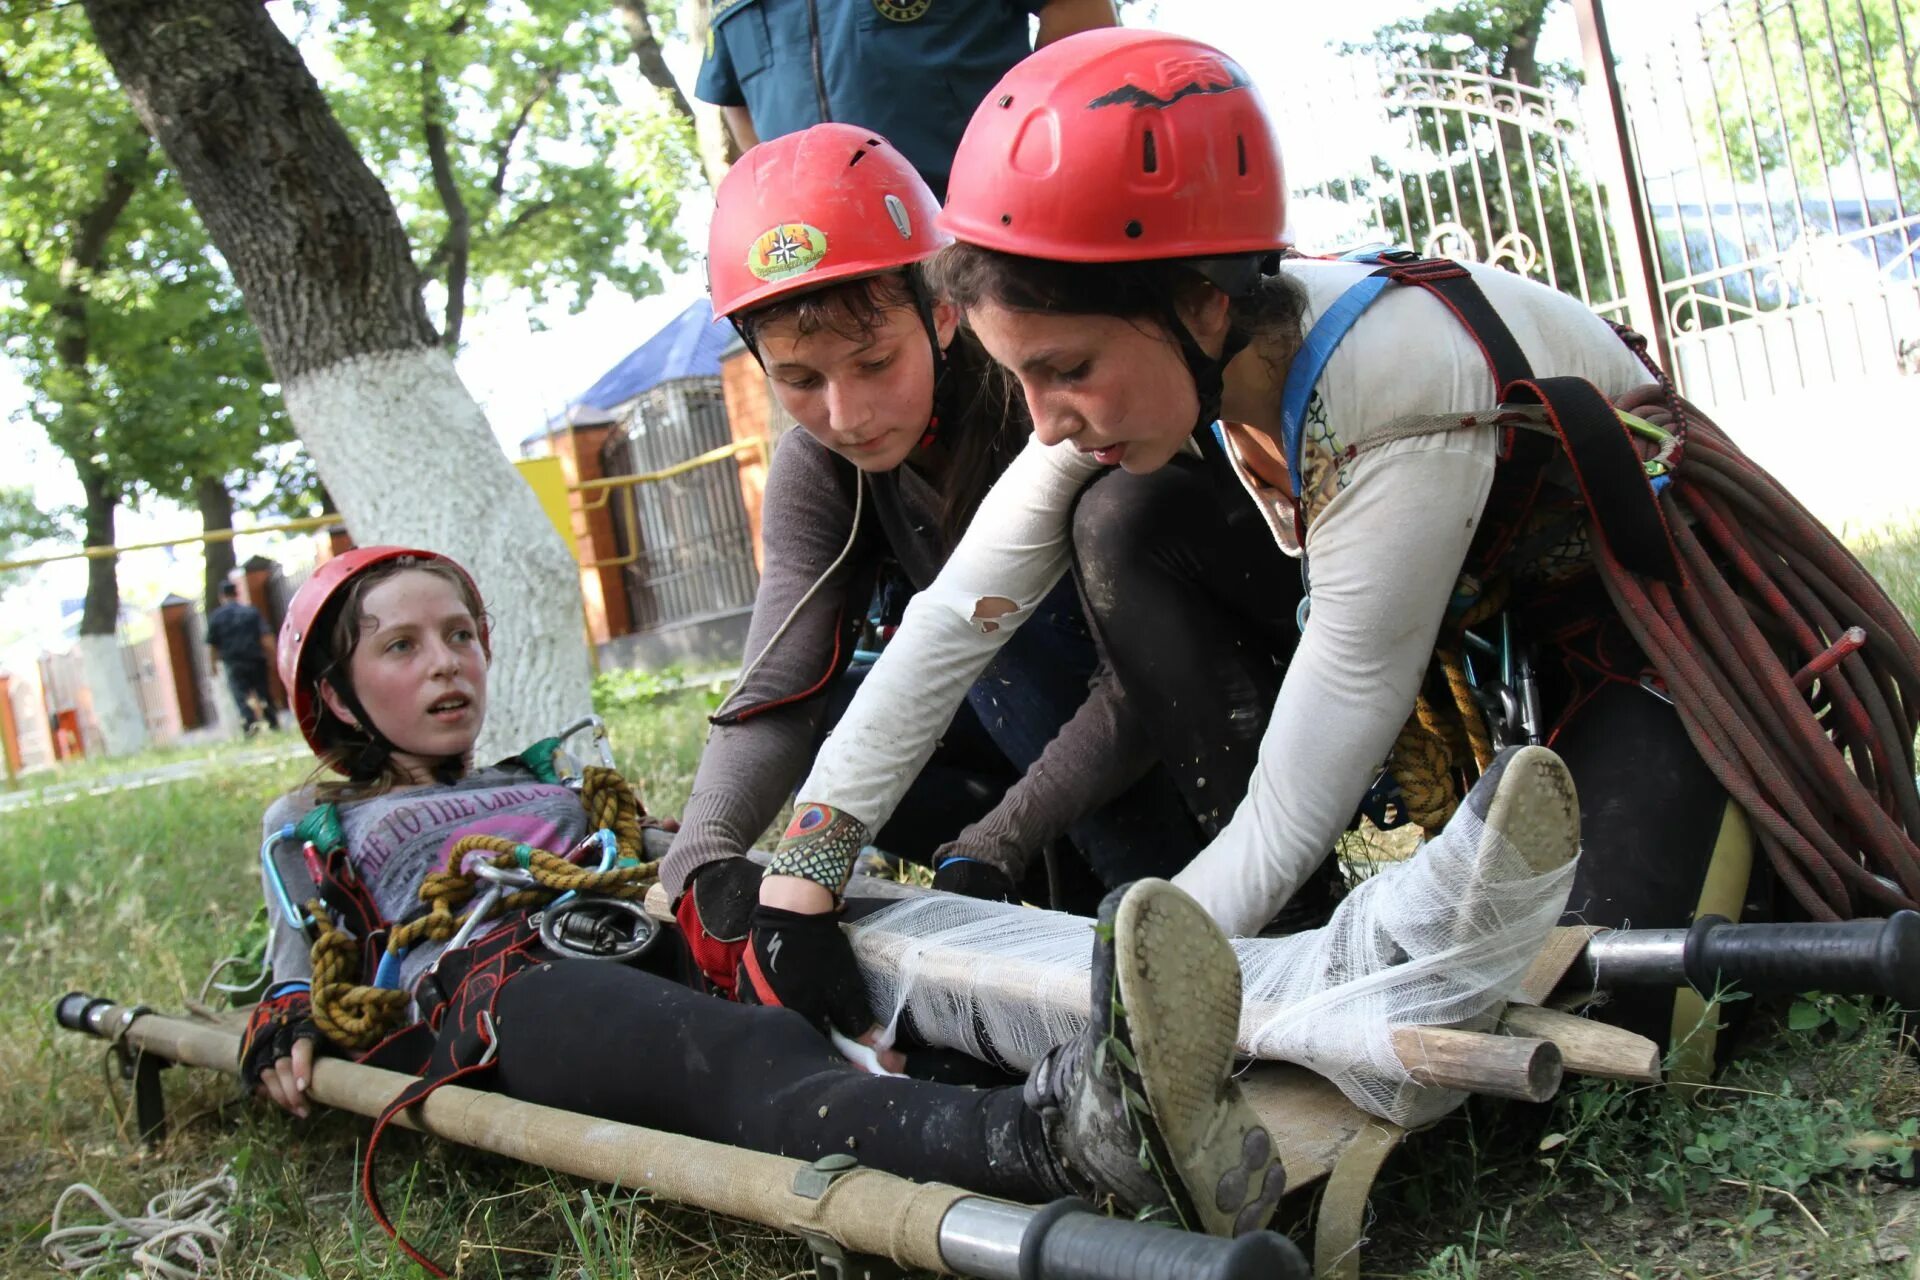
76, 466, 149, 756
195, 473, 238, 614
81, 0, 594, 758
683, 0, 742, 184
614, 0, 698, 126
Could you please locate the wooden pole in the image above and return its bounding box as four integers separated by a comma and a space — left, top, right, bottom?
89, 1004, 972, 1274
1499, 1004, 1661, 1082
1389, 1027, 1563, 1102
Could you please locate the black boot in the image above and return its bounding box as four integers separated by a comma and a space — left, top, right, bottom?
1023, 879, 1285, 1236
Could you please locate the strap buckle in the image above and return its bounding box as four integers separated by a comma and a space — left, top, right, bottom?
1383, 256, 1470, 284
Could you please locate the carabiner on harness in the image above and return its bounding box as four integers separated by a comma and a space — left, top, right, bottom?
260, 824, 312, 935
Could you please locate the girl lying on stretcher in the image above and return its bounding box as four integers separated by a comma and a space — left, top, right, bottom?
243, 546, 1582, 1265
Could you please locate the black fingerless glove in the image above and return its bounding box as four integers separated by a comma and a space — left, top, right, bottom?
239, 984, 322, 1090
735, 904, 875, 1039
674, 856, 763, 998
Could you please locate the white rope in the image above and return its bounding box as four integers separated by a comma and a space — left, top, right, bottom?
196, 934, 271, 1005
42, 1170, 235, 1280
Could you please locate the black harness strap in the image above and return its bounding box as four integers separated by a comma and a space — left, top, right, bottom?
1503, 376, 1685, 585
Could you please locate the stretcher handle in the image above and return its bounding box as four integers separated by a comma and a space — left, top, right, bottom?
1684, 911, 1920, 1007
1016, 1200, 1309, 1280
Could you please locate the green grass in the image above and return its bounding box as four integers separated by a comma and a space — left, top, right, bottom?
4, 522, 1920, 1278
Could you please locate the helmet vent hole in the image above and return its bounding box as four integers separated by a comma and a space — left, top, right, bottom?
1000, 213, 1013, 225
1236, 134, 1248, 176
849, 149, 867, 167
1142, 129, 1158, 174
1124, 220, 1143, 238
997, 94, 1013, 108
868, 136, 882, 145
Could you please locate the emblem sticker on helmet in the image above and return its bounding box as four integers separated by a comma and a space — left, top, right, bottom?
1087, 56, 1249, 110
746, 223, 830, 282
871, 0, 932, 20
883, 194, 913, 240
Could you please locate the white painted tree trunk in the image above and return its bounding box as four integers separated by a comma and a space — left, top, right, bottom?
282, 347, 592, 759
76, 632, 149, 757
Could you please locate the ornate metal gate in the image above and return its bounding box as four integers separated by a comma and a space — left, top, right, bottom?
1266, 0, 1920, 407
1279, 61, 1635, 326
1612, 0, 1920, 402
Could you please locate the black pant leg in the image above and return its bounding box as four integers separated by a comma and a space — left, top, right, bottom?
1554, 679, 1765, 1050
225, 666, 260, 731
492, 961, 1052, 1201
1070, 459, 1304, 836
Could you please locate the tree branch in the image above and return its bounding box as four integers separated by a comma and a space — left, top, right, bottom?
489, 68, 558, 200
498, 197, 556, 237
613, 0, 697, 126
420, 60, 470, 350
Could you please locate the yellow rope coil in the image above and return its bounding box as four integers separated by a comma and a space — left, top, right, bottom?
1385, 579, 1511, 839
307, 767, 663, 1049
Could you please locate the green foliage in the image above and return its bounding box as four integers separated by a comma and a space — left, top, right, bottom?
590, 663, 727, 715
1350, 0, 1572, 89
1693, 0, 1919, 205
0, 4, 302, 519
1544, 1006, 1915, 1217
592, 663, 684, 710
309, 0, 698, 344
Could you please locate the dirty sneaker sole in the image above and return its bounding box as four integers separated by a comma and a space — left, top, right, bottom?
1474, 745, 1580, 879
1111, 879, 1285, 1237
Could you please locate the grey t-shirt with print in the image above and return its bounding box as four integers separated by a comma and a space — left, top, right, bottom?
261, 764, 590, 1002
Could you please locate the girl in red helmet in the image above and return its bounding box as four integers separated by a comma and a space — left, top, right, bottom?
245, 544, 1295, 1265
757, 28, 1828, 1057
669, 123, 1213, 1026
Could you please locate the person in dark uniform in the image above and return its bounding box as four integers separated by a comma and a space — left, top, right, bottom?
694, 0, 1116, 199
206, 580, 279, 734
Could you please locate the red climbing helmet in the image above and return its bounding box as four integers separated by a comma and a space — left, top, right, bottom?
939, 29, 1287, 264
708, 123, 950, 320
277, 546, 488, 760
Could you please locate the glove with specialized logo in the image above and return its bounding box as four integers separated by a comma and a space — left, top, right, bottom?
674, 856, 762, 998
735, 904, 876, 1039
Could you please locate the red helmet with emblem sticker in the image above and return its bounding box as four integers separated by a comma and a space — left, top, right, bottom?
277, 546, 489, 761
708, 123, 950, 320
938, 29, 1287, 264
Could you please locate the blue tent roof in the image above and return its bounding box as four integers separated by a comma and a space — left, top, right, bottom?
576, 298, 733, 412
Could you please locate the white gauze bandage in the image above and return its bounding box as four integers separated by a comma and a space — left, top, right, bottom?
847, 806, 1576, 1129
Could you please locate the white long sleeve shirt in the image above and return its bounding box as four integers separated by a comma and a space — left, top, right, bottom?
799, 259, 1645, 936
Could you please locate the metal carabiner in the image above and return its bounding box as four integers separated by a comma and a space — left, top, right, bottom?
259, 825, 312, 934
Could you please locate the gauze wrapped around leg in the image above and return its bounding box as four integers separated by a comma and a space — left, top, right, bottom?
847, 801, 1576, 1128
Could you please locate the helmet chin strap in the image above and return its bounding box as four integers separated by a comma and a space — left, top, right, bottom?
331, 681, 398, 781
1163, 306, 1251, 437
329, 678, 463, 784
1168, 252, 1274, 434
908, 274, 951, 450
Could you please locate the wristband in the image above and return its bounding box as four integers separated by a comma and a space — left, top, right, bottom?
764, 803, 870, 897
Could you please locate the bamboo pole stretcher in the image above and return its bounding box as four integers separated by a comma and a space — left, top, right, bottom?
53, 997, 1309, 1280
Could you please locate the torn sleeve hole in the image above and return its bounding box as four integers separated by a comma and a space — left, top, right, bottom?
969, 595, 1019, 635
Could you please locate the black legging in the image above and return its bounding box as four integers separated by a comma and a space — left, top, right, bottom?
1069, 460, 1762, 1047
1071, 458, 1304, 838
492, 960, 1055, 1201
